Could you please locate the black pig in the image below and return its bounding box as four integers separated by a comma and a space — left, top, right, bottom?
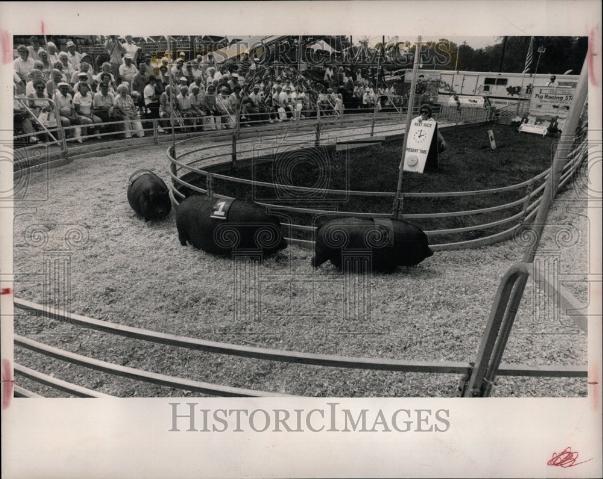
176, 195, 287, 257
312, 217, 433, 273
127, 170, 171, 221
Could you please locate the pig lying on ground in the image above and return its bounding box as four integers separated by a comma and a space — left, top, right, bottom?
176, 195, 287, 257
312, 217, 433, 273
127, 170, 171, 221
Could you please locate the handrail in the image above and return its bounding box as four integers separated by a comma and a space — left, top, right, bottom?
15, 334, 289, 397
14, 299, 586, 382
14, 363, 113, 398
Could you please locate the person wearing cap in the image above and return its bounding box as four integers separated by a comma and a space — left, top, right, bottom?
73, 71, 92, 98
202, 84, 219, 117
171, 58, 185, 78
14, 45, 35, 83
190, 60, 203, 81
71, 62, 93, 85
74, 82, 102, 140
178, 76, 188, 88
113, 83, 144, 139
105, 35, 126, 80
119, 54, 139, 84
95, 63, 116, 89
176, 85, 195, 130
54, 81, 82, 141
66, 40, 82, 71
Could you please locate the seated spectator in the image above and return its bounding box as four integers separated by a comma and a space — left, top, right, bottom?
73, 82, 102, 140
190, 60, 203, 81
71, 62, 94, 85
189, 84, 206, 118
37, 50, 53, 78
216, 86, 234, 128
27, 79, 57, 137
119, 54, 138, 84
46, 69, 66, 97
143, 77, 163, 129
58, 52, 76, 81
158, 65, 170, 85
203, 84, 219, 116
113, 84, 144, 138
27, 36, 42, 62
25, 67, 45, 96
46, 42, 60, 66
205, 66, 217, 84
66, 40, 82, 71
131, 64, 148, 108
14, 45, 35, 84
171, 58, 185, 78
54, 82, 81, 141
96, 65, 117, 90
92, 81, 115, 125
14, 84, 38, 143
159, 85, 184, 131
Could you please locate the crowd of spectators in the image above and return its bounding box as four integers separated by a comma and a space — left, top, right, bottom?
14, 36, 408, 144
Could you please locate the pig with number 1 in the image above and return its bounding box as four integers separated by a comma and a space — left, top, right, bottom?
176, 195, 287, 256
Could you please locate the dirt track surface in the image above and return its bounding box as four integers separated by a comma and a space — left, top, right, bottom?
13, 132, 588, 398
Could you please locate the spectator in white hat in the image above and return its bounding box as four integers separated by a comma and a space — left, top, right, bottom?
66, 40, 82, 71
54, 81, 82, 141
119, 54, 139, 84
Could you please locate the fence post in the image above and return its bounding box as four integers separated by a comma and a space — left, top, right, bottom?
315, 102, 321, 147
207, 173, 213, 199
169, 145, 178, 188
370, 96, 378, 137
52, 99, 68, 158
152, 119, 159, 144
231, 104, 242, 168
520, 180, 535, 225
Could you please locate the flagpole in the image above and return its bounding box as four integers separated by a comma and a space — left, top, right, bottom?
392, 35, 421, 219
515, 36, 534, 116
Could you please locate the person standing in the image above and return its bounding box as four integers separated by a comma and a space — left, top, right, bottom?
105, 35, 126, 81
122, 36, 140, 64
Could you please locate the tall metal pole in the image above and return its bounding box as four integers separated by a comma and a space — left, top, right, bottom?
522, 58, 588, 263
167, 35, 176, 150
392, 35, 421, 218
498, 36, 507, 72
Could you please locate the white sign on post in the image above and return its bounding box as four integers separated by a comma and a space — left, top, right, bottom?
488, 129, 496, 150
403, 117, 437, 173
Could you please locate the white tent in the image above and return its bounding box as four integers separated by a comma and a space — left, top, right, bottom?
308, 39, 339, 53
